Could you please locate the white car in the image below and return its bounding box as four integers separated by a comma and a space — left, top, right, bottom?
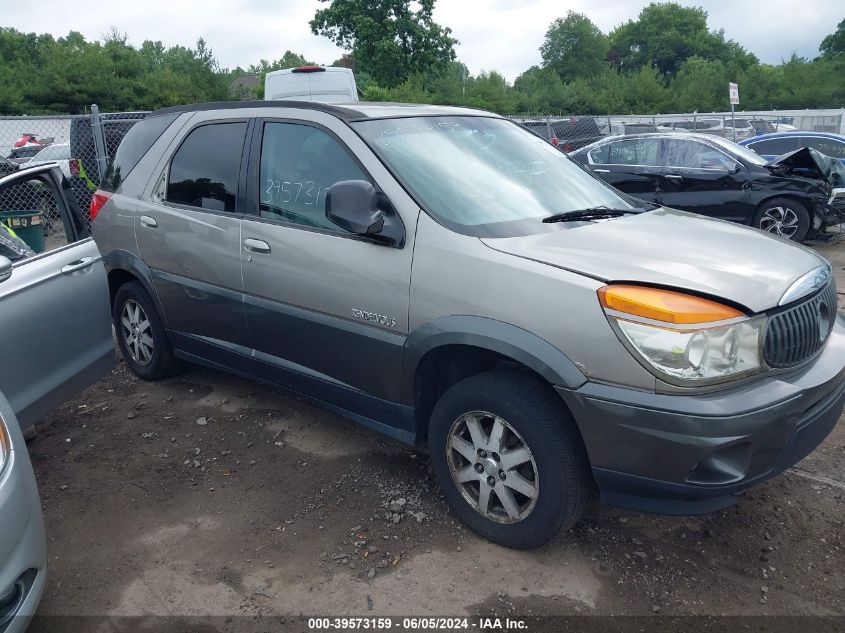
697, 117, 756, 141
264, 65, 358, 103
20, 144, 76, 179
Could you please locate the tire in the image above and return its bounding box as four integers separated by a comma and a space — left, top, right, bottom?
428, 370, 591, 549
113, 281, 177, 380
753, 197, 810, 242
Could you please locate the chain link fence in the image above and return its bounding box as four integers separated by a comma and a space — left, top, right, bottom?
508, 110, 844, 148
506, 115, 605, 151
0, 107, 148, 250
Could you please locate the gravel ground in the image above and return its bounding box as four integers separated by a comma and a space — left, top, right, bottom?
23, 236, 845, 628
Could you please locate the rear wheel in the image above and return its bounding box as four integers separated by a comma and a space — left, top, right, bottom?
113, 281, 177, 380
428, 371, 591, 549
753, 198, 810, 242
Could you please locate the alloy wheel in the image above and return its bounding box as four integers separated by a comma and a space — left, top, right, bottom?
446, 410, 539, 524
758, 206, 799, 238
121, 299, 154, 366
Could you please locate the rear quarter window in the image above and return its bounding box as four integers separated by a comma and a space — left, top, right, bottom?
101, 114, 178, 192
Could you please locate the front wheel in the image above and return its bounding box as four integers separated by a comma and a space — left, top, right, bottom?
428, 371, 592, 549
753, 198, 810, 242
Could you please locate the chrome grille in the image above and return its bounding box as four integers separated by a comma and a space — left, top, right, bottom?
763, 281, 838, 369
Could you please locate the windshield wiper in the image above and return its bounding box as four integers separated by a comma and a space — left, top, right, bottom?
541, 206, 643, 223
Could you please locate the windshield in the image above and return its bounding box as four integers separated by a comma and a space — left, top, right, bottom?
352, 116, 639, 237
706, 135, 769, 166
31, 144, 69, 161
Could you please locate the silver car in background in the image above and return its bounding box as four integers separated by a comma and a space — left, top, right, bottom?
0, 165, 113, 630
0, 394, 45, 633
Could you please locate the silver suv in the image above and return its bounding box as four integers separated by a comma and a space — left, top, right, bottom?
91, 102, 845, 549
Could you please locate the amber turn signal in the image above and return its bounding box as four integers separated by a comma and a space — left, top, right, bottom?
598, 285, 743, 324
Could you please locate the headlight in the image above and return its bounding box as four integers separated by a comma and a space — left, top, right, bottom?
0, 413, 9, 475
599, 284, 765, 385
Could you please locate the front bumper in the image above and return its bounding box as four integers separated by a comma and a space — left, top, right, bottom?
0, 433, 47, 633
557, 314, 845, 515
819, 190, 845, 225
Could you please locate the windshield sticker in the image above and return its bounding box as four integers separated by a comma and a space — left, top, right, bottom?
376, 120, 466, 144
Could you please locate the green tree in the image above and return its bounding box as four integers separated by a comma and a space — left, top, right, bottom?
609, 2, 756, 78
820, 18, 845, 57
540, 12, 608, 82
621, 66, 671, 112
0, 28, 232, 113
513, 66, 567, 114
464, 71, 515, 113
671, 56, 728, 111
310, 0, 457, 87
733, 63, 783, 110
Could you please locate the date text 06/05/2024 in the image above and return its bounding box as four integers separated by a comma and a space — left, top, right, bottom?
307, 617, 529, 630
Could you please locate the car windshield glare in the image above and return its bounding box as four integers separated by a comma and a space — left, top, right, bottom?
352, 116, 637, 236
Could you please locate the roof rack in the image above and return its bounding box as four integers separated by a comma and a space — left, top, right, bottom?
150, 100, 366, 121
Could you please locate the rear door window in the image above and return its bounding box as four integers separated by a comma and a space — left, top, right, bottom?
746, 137, 802, 156
166, 122, 247, 212
663, 139, 737, 170
590, 138, 660, 166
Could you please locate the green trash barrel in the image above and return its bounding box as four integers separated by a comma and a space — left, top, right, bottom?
0, 211, 45, 253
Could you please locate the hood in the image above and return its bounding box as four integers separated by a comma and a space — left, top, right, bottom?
481, 208, 828, 313
766, 147, 845, 187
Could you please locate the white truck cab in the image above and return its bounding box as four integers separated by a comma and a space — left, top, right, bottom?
264, 66, 359, 103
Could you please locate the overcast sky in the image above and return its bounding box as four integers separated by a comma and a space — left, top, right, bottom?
2, 0, 837, 81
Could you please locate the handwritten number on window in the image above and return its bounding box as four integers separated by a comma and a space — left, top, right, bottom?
263, 178, 324, 207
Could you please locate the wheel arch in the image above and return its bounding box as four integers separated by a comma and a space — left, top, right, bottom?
403, 316, 587, 442
755, 193, 812, 213
103, 250, 168, 328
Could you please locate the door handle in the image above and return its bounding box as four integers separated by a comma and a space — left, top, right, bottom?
665, 174, 683, 180
61, 257, 94, 274
592, 168, 610, 173
244, 238, 271, 254
139, 215, 158, 228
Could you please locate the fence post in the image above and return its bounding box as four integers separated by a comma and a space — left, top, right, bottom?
90, 103, 108, 182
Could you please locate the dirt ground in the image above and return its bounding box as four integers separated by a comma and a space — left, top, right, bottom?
24, 234, 845, 628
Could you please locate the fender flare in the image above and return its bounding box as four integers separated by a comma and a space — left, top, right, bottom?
102, 249, 169, 328
401, 315, 587, 405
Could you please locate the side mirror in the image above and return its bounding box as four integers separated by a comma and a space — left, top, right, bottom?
326, 180, 384, 235
0, 255, 12, 283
